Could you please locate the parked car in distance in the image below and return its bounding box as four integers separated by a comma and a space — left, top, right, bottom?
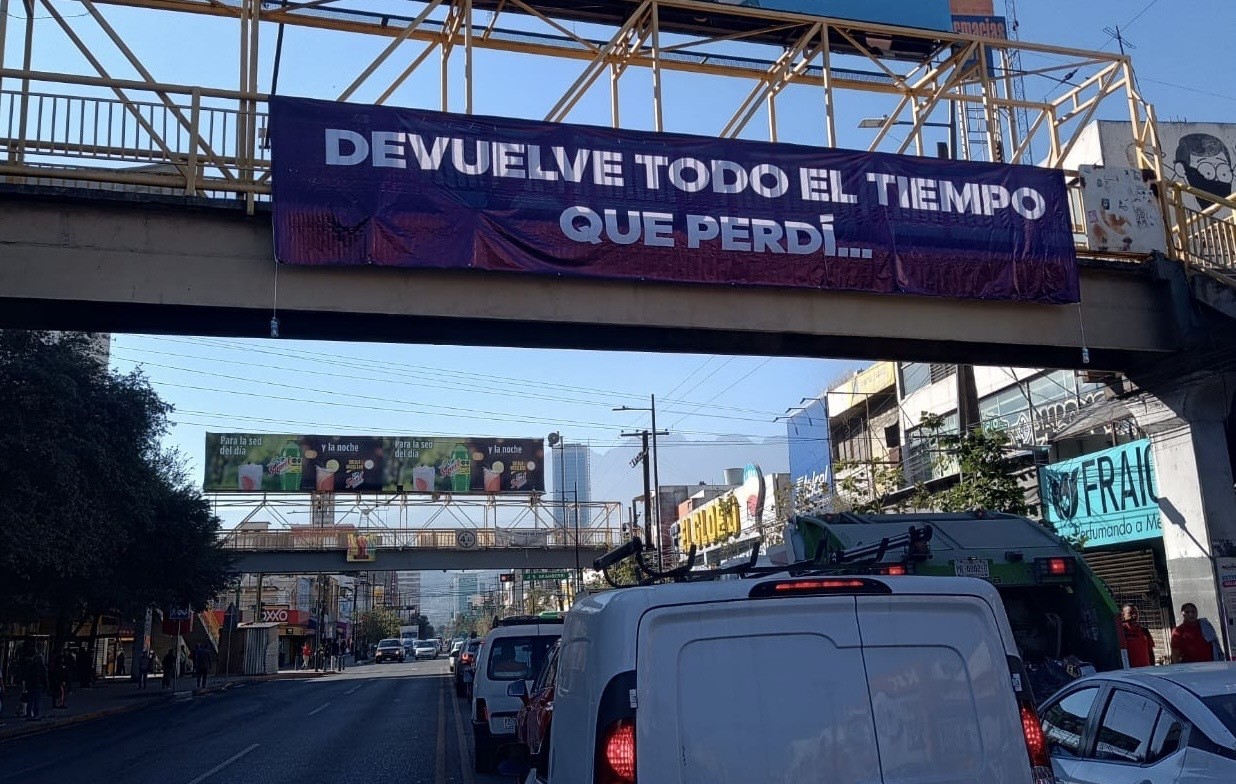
1037, 662, 1236, 784
512, 639, 560, 779
544, 570, 1049, 784
471, 617, 564, 774
413, 639, 438, 660
374, 638, 406, 664
455, 638, 482, 698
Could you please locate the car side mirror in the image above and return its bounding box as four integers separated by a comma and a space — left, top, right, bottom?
507, 680, 528, 698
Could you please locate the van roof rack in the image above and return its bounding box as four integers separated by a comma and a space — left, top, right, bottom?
593, 525, 933, 587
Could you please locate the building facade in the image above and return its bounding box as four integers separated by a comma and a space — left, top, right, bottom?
552, 443, 592, 527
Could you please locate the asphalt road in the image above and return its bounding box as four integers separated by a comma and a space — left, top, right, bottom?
0, 658, 510, 784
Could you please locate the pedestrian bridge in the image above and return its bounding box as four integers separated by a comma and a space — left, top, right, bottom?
0, 63, 1232, 369
214, 493, 624, 573
220, 525, 620, 573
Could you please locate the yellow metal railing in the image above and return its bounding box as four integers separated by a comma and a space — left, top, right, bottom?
1162, 182, 1236, 273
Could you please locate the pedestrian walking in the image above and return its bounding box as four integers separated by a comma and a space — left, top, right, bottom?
24, 650, 48, 721
330, 639, 340, 672
340, 640, 348, 672
162, 648, 176, 689
1172, 602, 1225, 663
193, 643, 213, 691
116, 650, 126, 677
138, 650, 153, 689
301, 641, 312, 671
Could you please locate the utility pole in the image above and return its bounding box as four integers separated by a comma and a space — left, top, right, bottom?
624, 430, 653, 544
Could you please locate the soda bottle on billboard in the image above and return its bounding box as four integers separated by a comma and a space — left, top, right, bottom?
279, 440, 303, 491
450, 444, 471, 493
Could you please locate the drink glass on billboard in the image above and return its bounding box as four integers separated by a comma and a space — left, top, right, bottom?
279, 440, 302, 492
316, 465, 337, 494
238, 463, 263, 491
412, 465, 436, 492
483, 464, 502, 493
450, 445, 471, 493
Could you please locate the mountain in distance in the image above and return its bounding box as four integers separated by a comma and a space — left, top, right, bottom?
580, 432, 790, 511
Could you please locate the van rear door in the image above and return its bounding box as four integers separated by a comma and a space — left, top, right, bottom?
855, 593, 1032, 784
636, 596, 882, 784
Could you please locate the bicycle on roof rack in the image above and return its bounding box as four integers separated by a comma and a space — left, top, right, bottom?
592, 524, 934, 588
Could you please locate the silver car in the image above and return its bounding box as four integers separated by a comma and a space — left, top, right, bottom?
1038, 662, 1236, 784
413, 639, 438, 660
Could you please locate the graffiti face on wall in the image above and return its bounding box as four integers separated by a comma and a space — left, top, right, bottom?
1125, 125, 1236, 212
1172, 133, 1234, 202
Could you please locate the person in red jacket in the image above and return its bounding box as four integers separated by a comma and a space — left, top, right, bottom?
1171, 603, 1221, 663
1121, 604, 1156, 667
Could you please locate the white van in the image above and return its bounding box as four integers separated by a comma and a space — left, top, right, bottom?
542, 573, 1055, 784
471, 616, 564, 773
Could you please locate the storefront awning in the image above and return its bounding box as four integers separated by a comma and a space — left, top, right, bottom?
1052, 397, 1133, 440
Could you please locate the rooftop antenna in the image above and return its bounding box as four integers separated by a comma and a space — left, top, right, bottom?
1101, 25, 1137, 56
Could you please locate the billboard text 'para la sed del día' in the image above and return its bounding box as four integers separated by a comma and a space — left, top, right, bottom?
204, 433, 545, 494
271, 97, 1078, 304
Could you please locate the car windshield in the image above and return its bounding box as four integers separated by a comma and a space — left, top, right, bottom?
486, 635, 559, 681
1202, 694, 1236, 737
378, 640, 401, 648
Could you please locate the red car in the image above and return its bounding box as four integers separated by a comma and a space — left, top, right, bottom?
515, 640, 560, 776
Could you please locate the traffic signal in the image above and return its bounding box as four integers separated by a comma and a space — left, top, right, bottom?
500, 573, 514, 583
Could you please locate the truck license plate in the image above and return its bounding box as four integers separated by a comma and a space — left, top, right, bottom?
954, 560, 991, 579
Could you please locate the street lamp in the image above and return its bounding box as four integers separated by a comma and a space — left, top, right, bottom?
858, 115, 956, 160
614, 395, 665, 565
857, 115, 952, 129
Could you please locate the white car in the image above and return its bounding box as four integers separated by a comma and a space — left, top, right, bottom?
1038, 662, 1236, 784
540, 568, 1050, 784
413, 639, 437, 660
471, 616, 564, 774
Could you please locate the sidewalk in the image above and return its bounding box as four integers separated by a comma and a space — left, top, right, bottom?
0, 670, 327, 742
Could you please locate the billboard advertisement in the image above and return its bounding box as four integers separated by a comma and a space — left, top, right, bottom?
204, 433, 545, 494
272, 97, 1079, 304
787, 398, 832, 487
1040, 439, 1160, 548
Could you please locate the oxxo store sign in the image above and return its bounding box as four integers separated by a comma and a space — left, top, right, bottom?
1039, 439, 1159, 547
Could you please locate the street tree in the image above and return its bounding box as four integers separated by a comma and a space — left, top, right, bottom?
914, 413, 1031, 516
356, 607, 402, 644
0, 330, 234, 641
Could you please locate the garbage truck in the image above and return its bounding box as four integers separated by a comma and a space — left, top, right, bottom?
782, 511, 1125, 698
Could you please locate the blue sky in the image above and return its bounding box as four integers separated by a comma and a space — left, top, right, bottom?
6, 0, 1230, 510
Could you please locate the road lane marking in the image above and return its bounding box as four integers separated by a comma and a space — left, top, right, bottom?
450, 678, 476, 784
184, 743, 259, 784
435, 681, 447, 784
308, 701, 331, 716
345, 684, 364, 695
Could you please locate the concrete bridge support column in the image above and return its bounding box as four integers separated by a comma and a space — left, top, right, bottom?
1128, 372, 1236, 652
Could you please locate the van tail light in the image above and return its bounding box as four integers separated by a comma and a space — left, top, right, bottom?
1020, 702, 1056, 784
476, 698, 488, 723
599, 719, 636, 783
595, 670, 637, 784
1008, 655, 1057, 784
